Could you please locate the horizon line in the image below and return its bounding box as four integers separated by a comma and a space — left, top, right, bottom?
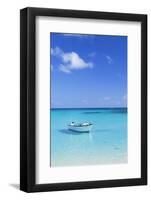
51, 107, 127, 109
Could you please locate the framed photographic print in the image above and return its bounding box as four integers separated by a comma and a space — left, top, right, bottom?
20, 7, 147, 192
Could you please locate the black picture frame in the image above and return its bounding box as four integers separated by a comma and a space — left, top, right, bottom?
20, 7, 147, 192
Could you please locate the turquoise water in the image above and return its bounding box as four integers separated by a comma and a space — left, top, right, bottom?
51, 108, 127, 167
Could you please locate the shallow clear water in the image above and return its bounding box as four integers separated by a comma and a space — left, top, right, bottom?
51, 108, 127, 167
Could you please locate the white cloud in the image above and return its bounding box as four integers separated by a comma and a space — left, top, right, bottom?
59, 64, 71, 74
51, 47, 63, 57
62, 52, 93, 70
51, 47, 93, 73
105, 55, 113, 64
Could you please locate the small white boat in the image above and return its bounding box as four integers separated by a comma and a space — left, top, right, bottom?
68, 122, 93, 132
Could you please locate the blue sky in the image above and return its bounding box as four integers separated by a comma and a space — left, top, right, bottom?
50, 33, 127, 108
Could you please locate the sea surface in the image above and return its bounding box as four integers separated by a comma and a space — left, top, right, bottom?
50, 108, 127, 167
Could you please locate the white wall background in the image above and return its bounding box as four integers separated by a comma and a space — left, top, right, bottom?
0, 0, 150, 199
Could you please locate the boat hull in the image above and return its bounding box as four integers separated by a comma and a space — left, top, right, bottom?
68, 125, 92, 132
